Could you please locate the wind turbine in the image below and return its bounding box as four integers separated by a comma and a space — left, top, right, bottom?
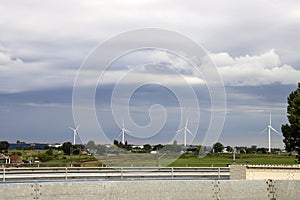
119, 120, 131, 144
69, 125, 80, 145
177, 118, 194, 147
260, 113, 281, 153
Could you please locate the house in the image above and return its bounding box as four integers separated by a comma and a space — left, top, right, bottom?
10, 155, 22, 164
0, 153, 10, 164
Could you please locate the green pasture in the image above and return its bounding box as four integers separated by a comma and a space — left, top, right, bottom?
5, 149, 298, 167
169, 154, 297, 167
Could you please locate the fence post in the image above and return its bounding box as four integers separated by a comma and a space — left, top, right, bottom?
3, 168, 5, 182
171, 167, 174, 179
218, 167, 220, 178
65, 167, 68, 181
121, 167, 123, 179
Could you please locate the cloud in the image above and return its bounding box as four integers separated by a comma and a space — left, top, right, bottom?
0, 52, 22, 65
0, 46, 298, 94
0, 1, 299, 93
0, 51, 76, 93
1, 0, 300, 64
212, 49, 300, 86
22, 102, 71, 109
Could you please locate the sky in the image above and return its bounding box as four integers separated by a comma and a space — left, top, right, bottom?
0, 0, 300, 148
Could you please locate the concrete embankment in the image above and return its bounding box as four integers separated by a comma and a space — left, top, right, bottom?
0, 179, 299, 200
230, 165, 300, 180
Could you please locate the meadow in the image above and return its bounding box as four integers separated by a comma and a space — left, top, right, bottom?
7, 150, 296, 167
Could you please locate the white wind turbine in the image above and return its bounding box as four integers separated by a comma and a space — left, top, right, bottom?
177, 118, 194, 147
260, 113, 281, 153
119, 120, 131, 144
69, 125, 80, 145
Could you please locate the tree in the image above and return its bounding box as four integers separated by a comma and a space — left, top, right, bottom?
61, 142, 72, 155
0, 141, 9, 151
45, 148, 54, 156
96, 145, 107, 155
143, 144, 152, 153
153, 144, 164, 151
73, 144, 85, 155
86, 140, 96, 151
212, 142, 224, 153
282, 83, 300, 161
37, 153, 53, 162
113, 140, 119, 146
226, 146, 233, 153
257, 147, 267, 154
249, 145, 257, 154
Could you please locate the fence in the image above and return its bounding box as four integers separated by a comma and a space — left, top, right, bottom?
0, 167, 229, 182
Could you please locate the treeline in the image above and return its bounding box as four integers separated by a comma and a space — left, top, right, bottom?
1, 140, 283, 158
212, 142, 281, 154
85, 140, 183, 155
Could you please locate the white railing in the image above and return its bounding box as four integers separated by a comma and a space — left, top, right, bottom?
0, 167, 229, 182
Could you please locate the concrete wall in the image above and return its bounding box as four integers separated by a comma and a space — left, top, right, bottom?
230, 165, 300, 180
0, 179, 299, 200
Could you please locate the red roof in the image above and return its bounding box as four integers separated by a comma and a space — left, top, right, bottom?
10, 155, 22, 163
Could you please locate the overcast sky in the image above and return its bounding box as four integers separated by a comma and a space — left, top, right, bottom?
0, 0, 300, 148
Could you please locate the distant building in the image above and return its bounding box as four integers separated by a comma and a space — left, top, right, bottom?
150, 150, 158, 154
8, 143, 49, 150
0, 153, 10, 164
10, 155, 22, 164
132, 145, 144, 149
48, 143, 62, 148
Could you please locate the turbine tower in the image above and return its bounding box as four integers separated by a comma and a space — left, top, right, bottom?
69, 125, 80, 145
260, 113, 281, 153
177, 118, 194, 147
119, 120, 131, 144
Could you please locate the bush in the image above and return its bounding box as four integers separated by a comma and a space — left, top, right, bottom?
37, 153, 53, 162
11, 151, 22, 156
45, 148, 54, 156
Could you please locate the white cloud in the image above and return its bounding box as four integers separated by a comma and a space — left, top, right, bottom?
212, 49, 300, 86
0, 52, 22, 65
0, 46, 298, 94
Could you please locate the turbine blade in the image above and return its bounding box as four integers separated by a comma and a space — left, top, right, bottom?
185, 118, 189, 127
269, 112, 272, 125
77, 133, 83, 144
177, 128, 184, 133
186, 128, 194, 136
76, 125, 80, 130
124, 128, 131, 133
270, 126, 281, 135
69, 127, 74, 131
259, 127, 268, 134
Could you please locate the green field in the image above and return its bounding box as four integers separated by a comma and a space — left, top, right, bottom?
4, 149, 298, 167
38, 153, 298, 167
169, 154, 297, 167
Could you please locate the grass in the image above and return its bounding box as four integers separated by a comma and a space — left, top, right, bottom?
169, 153, 297, 167
5, 149, 298, 167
